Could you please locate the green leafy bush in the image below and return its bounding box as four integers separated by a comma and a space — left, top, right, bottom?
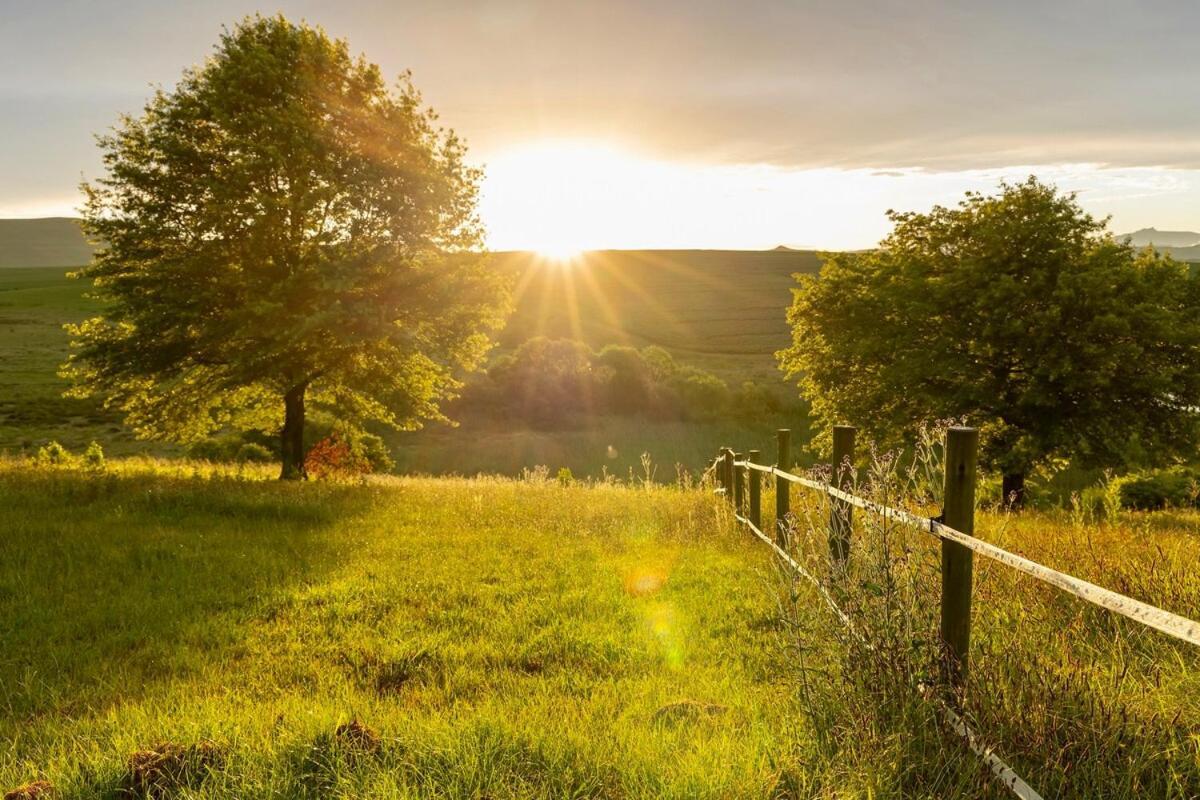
187, 436, 243, 462
1116, 467, 1200, 510
83, 441, 106, 472
35, 441, 72, 466
235, 443, 274, 464
477, 337, 734, 425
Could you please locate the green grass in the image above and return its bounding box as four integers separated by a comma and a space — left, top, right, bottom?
388, 415, 812, 479
0, 267, 153, 456
0, 461, 817, 798
2, 460, 1198, 798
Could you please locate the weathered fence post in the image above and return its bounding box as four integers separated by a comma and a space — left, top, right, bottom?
733, 452, 746, 512
722, 448, 735, 505
748, 449, 762, 530
829, 425, 856, 568
940, 426, 978, 699
775, 429, 791, 544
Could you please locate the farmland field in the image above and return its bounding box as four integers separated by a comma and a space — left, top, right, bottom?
1, 460, 1198, 798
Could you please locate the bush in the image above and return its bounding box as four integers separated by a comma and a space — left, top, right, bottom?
304, 415, 394, 473
489, 338, 599, 427
556, 467, 574, 487
35, 441, 72, 466
187, 437, 242, 462
477, 338, 732, 425
1116, 467, 1200, 510
353, 432, 395, 474
82, 441, 106, 472
305, 435, 368, 480
235, 442, 274, 464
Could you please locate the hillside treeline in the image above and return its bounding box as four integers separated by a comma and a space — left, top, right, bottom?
461, 338, 786, 427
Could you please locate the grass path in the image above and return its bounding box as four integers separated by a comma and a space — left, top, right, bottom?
0, 466, 817, 798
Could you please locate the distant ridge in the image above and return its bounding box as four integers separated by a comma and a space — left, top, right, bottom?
0, 217, 91, 268
1119, 227, 1200, 248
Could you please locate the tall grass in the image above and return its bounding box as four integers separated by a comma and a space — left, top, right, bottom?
767, 425, 1200, 798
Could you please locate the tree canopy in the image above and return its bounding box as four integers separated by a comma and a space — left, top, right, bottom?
778, 177, 1200, 503
65, 15, 510, 478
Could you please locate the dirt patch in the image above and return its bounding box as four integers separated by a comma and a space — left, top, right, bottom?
651, 700, 729, 725
334, 720, 381, 754
4, 781, 55, 800
122, 741, 222, 798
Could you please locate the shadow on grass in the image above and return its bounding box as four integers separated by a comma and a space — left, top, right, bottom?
0, 469, 369, 729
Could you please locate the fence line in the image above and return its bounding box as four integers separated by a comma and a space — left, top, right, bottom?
740, 461, 1200, 648
714, 424, 1200, 798
734, 508, 1044, 800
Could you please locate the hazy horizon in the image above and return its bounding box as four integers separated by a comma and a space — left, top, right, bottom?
3, 1, 1199, 251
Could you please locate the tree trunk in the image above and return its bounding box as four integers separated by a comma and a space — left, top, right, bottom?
279, 384, 307, 480
1002, 472, 1025, 509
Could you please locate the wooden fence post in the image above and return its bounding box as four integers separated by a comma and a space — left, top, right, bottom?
775, 429, 791, 544
733, 452, 746, 512
940, 426, 978, 699
722, 448, 735, 505
829, 425, 856, 568
748, 449, 762, 530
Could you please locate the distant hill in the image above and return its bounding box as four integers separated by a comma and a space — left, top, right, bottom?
0, 217, 92, 268
1162, 244, 1200, 262
492, 249, 822, 381
1119, 228, 1200, 248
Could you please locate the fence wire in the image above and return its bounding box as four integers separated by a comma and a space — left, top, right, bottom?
720, 453, 1200, 798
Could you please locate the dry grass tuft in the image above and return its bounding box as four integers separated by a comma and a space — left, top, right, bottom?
122, 741, 222, 798
651, 700, 728, 725
3, 780, 55, 800
333, 720, 381, 754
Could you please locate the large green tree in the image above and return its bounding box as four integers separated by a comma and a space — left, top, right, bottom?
779, 178, 1200, 504
66, 16, 510, 478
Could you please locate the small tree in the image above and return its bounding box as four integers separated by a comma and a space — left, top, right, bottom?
779, 177, 1200, 505
66, 16, 510, 478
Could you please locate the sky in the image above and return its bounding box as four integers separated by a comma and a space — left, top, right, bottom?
2, 0, 1199, 250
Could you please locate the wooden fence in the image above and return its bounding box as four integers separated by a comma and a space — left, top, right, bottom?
712, 425, 1200, 800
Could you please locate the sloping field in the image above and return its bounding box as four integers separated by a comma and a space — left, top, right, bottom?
0, 252, 818, 466
0, 465, 816, 798
2, 463, 1199, 797
0, 218, 92, 268
495, 249, 821, 381
0, 267, 147, 454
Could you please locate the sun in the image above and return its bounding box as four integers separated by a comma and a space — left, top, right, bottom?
480, 140, 643, 254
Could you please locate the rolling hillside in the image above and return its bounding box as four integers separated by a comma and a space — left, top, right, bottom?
494, 249, 821, 381
0, 218, 91, 268
0, 249, 819, 470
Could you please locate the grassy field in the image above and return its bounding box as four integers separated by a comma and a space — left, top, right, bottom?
2, 459, 1198, 798
0, 267, 152, 456
0, 253, 820, 474
1, 461, 813, 799
0, 219, 92, 269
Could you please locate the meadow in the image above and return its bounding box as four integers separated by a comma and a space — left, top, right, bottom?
1, 460, 811, 799
1, 458, 1198, 798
